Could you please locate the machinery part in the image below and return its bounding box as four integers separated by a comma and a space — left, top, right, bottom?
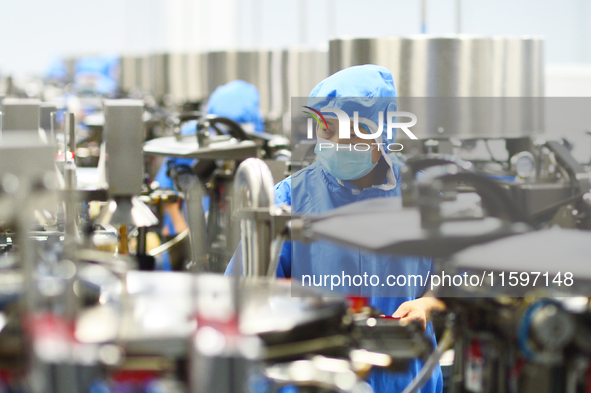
404, 154, 477, 175
184, 182, 208, 272
1, 98, 40, 133
352, 317, 433, 371
135, 227, 155, 271
233, 158, 275, 276
103, 99, 145, 197
166, 162, 197, 193
511, 151, 536, 179
518, 300, 575, 360
545, 140, 591, 196
0, 142, 58, 310
449, 228, 591, 295
40, 103, 57, 136
297, 197, 526, 258
401, 155, 477, 207
96, 196, 158, 228
265, 356, 360, 392
269, 232, 288, 281
289, 142, 316, 173
196, 114, 250, 143
101, 99, 159, 262
177, 111, 202, 123
143, 135, 259, 160
416, 169, 531, 225
401, 328, 454, 393
77, 249, 137, 273
509, 140, 591, 224
66, 112, 76, 159
148, 229, 189, 257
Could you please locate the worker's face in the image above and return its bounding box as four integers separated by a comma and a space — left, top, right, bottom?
317, 118, 381, 164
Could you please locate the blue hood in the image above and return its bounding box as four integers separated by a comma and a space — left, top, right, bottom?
308, 64, 398, 144
46, 58, 67, 82
74, 55, 119, 95
207, 80, 264, 132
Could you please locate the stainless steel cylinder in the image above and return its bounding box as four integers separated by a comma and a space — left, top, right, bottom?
205, 51, 237, 97
236, 50, 271, 116
329, 38, 393, 75
287, 49, 329, 98
148, 53, 189, 103
186, 52, 207, 101
139, 55, 154, 95
329, 36, 545, 138
269, 49, 290, 117
329, 35, 544, 97
167, 53, 187, 103
120, 56, 142, 94
150, 53, 169, 102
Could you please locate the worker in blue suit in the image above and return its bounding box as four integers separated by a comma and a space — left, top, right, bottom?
226, 65, 444, 393
153, 80, 264, 267
74, 55, 120, 96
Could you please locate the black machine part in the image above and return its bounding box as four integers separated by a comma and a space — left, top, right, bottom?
296, 197, 528, 258
415, 169, 531, 226
196, 115, 251, 142
352, 318, 434, 372
506, 141, 591, 225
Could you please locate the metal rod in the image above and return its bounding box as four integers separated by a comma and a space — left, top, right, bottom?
137, 227, 147, 256
149, 228, 189, 257
63, 113, 68, 164
17, 215, 37, 311
268, 233, 287, 278
185, 182, 208, 272
49, 111, 57, 144
402, 328, 454, 393
118, 225, 129, 255
68, 112, 76, 158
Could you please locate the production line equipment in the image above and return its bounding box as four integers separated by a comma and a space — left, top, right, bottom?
0, 135, 439, 393
0, 98, 483, 393
142, 110, 290, 272
0, 97, 422, 393
267, 147, 591, 393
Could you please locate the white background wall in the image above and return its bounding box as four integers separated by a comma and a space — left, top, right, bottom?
1, 0, 591, 94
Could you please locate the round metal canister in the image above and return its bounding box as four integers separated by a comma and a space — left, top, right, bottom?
329, 35, 545, 138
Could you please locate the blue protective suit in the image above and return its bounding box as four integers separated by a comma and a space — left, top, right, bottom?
45, 58, 67, 82
74, 55, 119, 95
225, 65, 442, 393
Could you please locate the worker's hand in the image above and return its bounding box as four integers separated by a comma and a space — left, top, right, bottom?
392, 297, 446, 331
